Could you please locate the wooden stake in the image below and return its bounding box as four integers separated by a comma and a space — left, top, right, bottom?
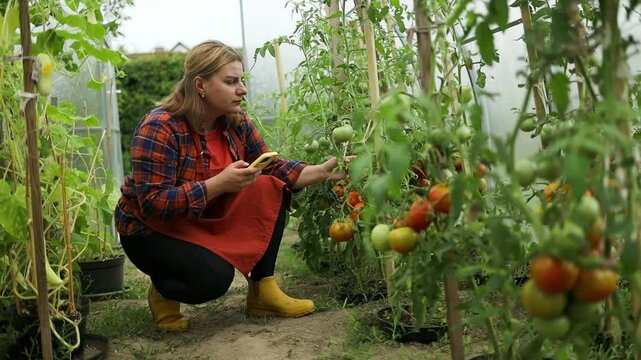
415, 0, 434, 100
519, 1, 548, 120
274, 42, 288, 114
327, 0, 346, 84
18, 0, 53, 358
357, 0, 394, 299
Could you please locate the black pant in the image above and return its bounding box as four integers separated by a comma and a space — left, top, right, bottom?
120, 191, 288, 305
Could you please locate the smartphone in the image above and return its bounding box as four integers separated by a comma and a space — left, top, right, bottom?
249, 151, 278, 169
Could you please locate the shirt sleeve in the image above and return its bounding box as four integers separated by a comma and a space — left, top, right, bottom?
130, 119, 207, 220
241, 115, 307, 189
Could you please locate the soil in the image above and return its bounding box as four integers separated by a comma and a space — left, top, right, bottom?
86, 229, 481, 360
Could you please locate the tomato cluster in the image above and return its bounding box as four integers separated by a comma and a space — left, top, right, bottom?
520, 254, 618, 340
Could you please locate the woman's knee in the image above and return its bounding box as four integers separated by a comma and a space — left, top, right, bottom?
182, 265, 235, 304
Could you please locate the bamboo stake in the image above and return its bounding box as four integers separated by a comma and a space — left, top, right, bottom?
274, 42, 288, 114
415, 0, 434, 101
519, 1, 548, 120
18, 0, 53, 358
595, 0, 637, 355
357, 0, 394, 299
437, 23, 466, 360
327, 0, 346, 84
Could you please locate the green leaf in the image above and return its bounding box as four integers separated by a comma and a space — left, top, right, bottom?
366, 174, 389, 209
550, 8, 571, 49
550, 72, 570, 114
0, 3, 19, 49
489, 0, 509, 28
348, 153, 372, 183
476, 69, 487, 88
86, 79, 104, 90
326, 11, 342, 20
622, 238, 641, 275
475, 22, 495, 65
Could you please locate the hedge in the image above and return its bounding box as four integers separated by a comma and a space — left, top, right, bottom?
117, 52, 186, 174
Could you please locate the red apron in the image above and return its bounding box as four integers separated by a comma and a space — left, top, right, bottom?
139, 126, 285, 275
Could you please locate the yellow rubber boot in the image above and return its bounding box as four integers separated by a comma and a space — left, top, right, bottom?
246, 276, 315, 317
148, 284, 189, 331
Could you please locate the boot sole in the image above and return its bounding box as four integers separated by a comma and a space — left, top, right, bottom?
247, 306, 316, 318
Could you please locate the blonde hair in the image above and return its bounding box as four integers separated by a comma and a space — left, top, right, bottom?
157, 40, 243, 131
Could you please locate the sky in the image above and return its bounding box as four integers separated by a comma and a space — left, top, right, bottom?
111, 0, 298, 54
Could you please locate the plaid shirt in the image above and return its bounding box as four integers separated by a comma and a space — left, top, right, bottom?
114, 108, 307, 236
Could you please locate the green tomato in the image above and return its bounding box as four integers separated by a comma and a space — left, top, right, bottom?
370, 224, 391, 252
514, 159, 537, 187
566, 301, 601, 322
455, 125, 473, 142
304, 139, 319, 153
532, 316, 571, 340
536, 160, 561, 181
519, 118, 537, 132
539, 123, 556, 146
460, 86, 473, 104
429, 128, 449, 147
520, 280, 567, 319
332, 125, 354, 143
575, 195, 600, 223
318, 137, 331, 148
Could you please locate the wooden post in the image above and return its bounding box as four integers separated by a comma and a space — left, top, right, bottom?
18, 1, 53, 359
274, 42, 288, 114
519, 1, 548, 120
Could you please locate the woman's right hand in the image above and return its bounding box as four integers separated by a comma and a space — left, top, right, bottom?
204, 160, 261, 200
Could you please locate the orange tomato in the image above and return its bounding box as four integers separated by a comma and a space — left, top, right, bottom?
572, 268, 618, 303
428, 184, 451, 214
543, 182, 570, 202
475, 163, 488, 178
478, 178, 488, 192
531, 256, 579, 294
350, 202, 365, 221
329, 221, 355, 242
453, 157, 463, 173
586, 217, 605, 250
389, 227, 419, 254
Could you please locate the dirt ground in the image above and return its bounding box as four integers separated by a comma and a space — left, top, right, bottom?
86, 229, 480, 360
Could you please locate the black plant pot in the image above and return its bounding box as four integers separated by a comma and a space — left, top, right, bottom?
78, 255, 125, 296
376, 306, 448, 345
4, 297, 90, 359
76, 334, 110, 360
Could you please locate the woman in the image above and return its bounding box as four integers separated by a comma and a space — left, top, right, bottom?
114, 40, 350, 331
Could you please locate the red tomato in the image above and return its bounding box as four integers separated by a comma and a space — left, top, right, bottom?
348, 191, 364, 208
332, 184, 345, 201
350, 202, 365, 221
531, 256, 579, 294
411, 161, 428, 179
428, 184, 451, 214
329, 221, 354, 242
403, 198, 433, 232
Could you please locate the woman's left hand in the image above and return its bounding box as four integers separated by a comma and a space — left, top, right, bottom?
321, 156, 356, 182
